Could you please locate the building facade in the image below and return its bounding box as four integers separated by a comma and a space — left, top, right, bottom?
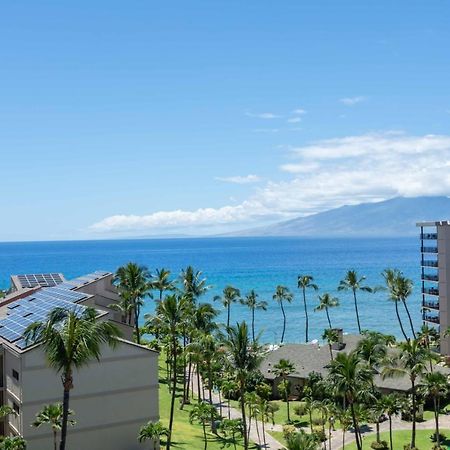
418, 221, 450, 355
0, 271, 159, 450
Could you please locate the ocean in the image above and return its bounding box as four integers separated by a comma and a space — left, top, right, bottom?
0, 237, 422, 343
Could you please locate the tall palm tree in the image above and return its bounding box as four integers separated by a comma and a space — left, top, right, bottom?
214, 286, 241, 329
138, 421, 169, 447
322, 328, 339, 360
223, 321, 262, 450
151, 268, 176, 300
32, 404, 75, 450
379, 393, 403, 450
297, 275, 318, 342
272, 285, 294, 343
327, 351, 373, 450
156, 294, 185, 450
338, 270, 372, 334
114, 262, 151, 344
24, 307, 121, 450
418, 324, 439, 371
382, 339, 430, 449
356, 331, 395, 369
221, 379, 238, 419
241, 290, 267, 343
419, 372, 449, 448
315, 293, 339, 329
180, 266, 210, 301
189, 402, 219, 450
273, 358, 295, 422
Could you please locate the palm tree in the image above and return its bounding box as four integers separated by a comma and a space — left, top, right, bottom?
382, 339, 430, 449
379, 393, 403, 450
418, 324, 439, 371
221, 379, 238, 419
223, 322, 262, 450
180, 266, 210, 301
356, 331, 395, 369
327, 351, 373, 450
24, 306, 121, 450
297, 275, 319, 342
114, 262, 151, 344
138, 421, 170, 447
338, 270, 372, 334
189, 402, 219, 450
0, 437, 27, 450
419, 372, 449, 448
156, 294, 185, 450
241, 290, 267, 343
214, 286, 241, 329
322, 328, 339, 360
273, 359, 295, 422
315, 293, 339, 329
285, 430, 319, 450
335, 407, 352, 450
273, 285, 294, 343
151, 268, 176, 300
32, 404, 75, 450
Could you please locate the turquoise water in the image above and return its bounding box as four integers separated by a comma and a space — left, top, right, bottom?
0, 237, 421, 342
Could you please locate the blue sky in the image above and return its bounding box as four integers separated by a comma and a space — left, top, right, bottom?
1, 1, 450, 241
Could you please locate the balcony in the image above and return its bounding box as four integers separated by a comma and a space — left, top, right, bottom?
423, 314, 440, 324
422, 260, 438, 268
421, 246, 438, 254
422, 273, 439, 282
422, 300, 439, 310
421, 233, 438, 240
423, 287, 439, 296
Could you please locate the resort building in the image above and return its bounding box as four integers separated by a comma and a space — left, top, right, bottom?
417, 221, 450, 355
0, 271, 159, 450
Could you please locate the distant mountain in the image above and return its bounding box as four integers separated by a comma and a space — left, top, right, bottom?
231, 196, 450, 237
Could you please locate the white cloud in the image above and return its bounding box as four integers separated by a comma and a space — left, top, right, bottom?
287, 117, 302, 123
215, 174, 262, 184
340, 96, 366, 106
246, 111, 280, 119
89, 132, 450, 235
251, 128, 279, 133
292, 108, 307, 115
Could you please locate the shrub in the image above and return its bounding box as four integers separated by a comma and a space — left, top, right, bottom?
371, 441, 389, 450
282, 424, 297, 440
312, 428, 326, 442
293, 402, 307, 416
430, 432, 446, 443
312, 417, 325, 426
403, 445, 419, 450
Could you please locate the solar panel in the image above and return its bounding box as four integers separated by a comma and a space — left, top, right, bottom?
16, 273, 64, 289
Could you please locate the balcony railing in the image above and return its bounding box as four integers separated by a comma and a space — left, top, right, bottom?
423, 287, 439, 296
421, 233, 438, 240
423, 300, 439, 310
422, 260, 438, 268
422, 274, 439, 282
421, 246, 438, 254
423, 314, 440, 324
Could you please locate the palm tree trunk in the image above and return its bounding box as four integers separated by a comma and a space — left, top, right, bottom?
251, 308, 255, 343
286, 390, 290, 422
395, 300, 409, 341
228, 397, 231, 420
167, 337, 177, 450
309, 409, 313, 433
343, 429, 346, 450
352, 289, 361, 334
411, 378, 417, 449
197, 368, 202, 403
389, 416, 393, 450
435, 396, 440, 447
376, 420, 380, 442
186, 358, 192, 403
59, 371, 73, 450
402, 300, 417, 339
329, 344, 333, 360
54, 428, 57, 450
202, 422, 207, 450
262, 414, 266, 445
280, 300, 286, 343
240, 384, 248, 450
350, 402, 362, 450
227, 303, 231, 329
326, 308, 332, 329
302, 288, 309, 342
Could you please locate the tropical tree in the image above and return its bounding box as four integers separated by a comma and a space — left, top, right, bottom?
338, 270, 372, 334
285, 430, 319, 450
315, 293, 339, 329
189, 401, 219, 450
114, 262, 151, 344
138, 421, 169, 446
214, 286, 241, 329
151, 268, 176, 300
382, 339, 431, 449
335, 407, 352, 450
327, 351, 373, 450
273, 285, 294, 343
297, 275, 319, 342
356, 331, 395, 369
221, 379, 238, 419
419, 371, 449, 448
223, 321, 262, 450
0, 437, 27, 450
180, 266, 210, 301
273, 359, 295, 422
379, 393, 403, 450
322, 328, 339, 360
32, 403, 75, 450
24, 307, 121, 450
241, 290, 267, 343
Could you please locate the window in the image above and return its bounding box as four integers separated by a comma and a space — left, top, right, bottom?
12, 403, 19, 415
12, 370, 19, 381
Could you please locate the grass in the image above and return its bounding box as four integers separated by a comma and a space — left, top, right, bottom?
158, 359, 257, 449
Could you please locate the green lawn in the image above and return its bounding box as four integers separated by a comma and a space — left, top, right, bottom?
158, 360, 256, 449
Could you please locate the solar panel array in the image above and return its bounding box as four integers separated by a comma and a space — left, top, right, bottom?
0, 284, 90, 350
17, 273, 64, 289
